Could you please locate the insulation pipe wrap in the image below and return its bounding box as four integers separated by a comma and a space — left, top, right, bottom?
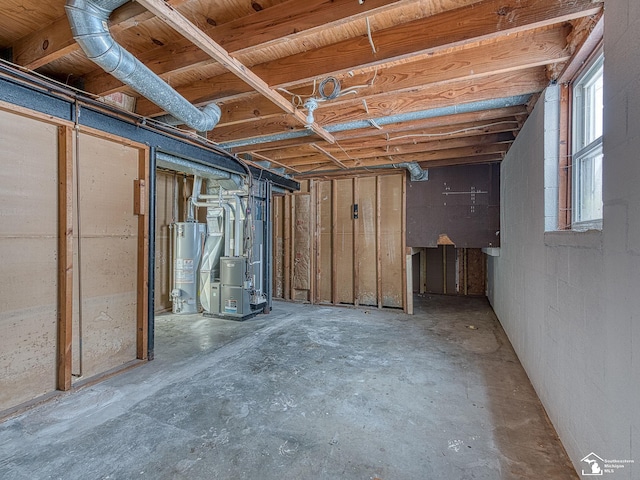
65, 0, 221, 131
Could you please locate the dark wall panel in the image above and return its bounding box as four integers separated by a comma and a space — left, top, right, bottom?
406, 164, 500, 248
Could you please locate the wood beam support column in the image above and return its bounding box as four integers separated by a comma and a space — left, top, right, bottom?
57, 126, 74, 391
136, 148, 149, 360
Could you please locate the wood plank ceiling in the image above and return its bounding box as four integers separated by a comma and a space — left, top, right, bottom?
0, 0, 604, 177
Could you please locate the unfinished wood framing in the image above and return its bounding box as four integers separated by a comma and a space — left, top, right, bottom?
558, 84, 572, 230
273, 172, 405, 310
57, 125, 74, 391
137, 149, 150, 360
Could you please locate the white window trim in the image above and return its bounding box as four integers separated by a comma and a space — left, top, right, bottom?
571, 54, 604, 229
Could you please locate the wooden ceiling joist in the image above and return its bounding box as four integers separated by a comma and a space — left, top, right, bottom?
82, 0, 409, 96
0, 0, 604, 178
136, 0, 336, 144
133, 0, 600, 118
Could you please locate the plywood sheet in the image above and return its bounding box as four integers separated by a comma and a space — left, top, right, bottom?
356, 177, 377, 306
72, 133, 139, 382
335, 178, 354, 304
318, 180, 333, 303
379, 174, 403, 308
0, 110, 58, 411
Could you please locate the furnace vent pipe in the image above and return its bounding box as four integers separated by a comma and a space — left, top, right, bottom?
65, 0, 221, 131
393, 162, 429, 181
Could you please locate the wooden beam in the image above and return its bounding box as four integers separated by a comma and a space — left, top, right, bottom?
557, 12, 604, 84
11, 0, 189, 70
353, 177, 359, 307
212, 25, 570, 127
376, 176, 382, 309
129, 0, 337, 143
229, 108, 527, 154
268, 132, 514, 164
331, 179, 338, 305
283, 194, 291, 301
310, 144, 348, 170
84, 0, 406, 96
246, 151, 303, 174
57, 126, 74, 391
209, 68, 547, 144
402, 174, 409, 313
135, 0, 601, 117
136, 148, 149, 361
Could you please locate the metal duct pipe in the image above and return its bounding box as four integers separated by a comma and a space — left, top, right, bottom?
395, 162, 429, 182
220, 95, 531, 150
65, 0, 221, 131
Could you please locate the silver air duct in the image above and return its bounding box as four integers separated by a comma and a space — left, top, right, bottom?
65, 0, 221, 132
394, 162, 429, 182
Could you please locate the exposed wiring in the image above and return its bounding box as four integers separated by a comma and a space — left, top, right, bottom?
386, 121, 518, 141
318, 76, 341, 100
366, 17, 377, 54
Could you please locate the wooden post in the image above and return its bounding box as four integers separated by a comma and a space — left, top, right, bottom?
290, 194, 296, 301
406, 252, 413, 315
559, 84, 571, 229
315, 180, 323, 304
353, 177, 359, 306
57, 126, 74, 391
283, 194, 291, 300
376, 175, 382, 309
136, 148, 149, 360
464, 248, 469, 296
420, 248, 427, 294
401, 173, 408, 313
310, 180, 317, 304
331, 179, 338, 305
442, 245, 447, 295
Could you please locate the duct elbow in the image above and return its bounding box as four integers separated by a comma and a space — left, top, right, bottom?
397, 162, 429, 182
66, 0, 222, 132
194, 103, 222, 132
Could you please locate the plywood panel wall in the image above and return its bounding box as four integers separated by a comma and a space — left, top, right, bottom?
155, 171, 174, 313
0, 110, 58, 412
379, 174, 404, 308
72, 133, 140, 382
272, 172, 406, 310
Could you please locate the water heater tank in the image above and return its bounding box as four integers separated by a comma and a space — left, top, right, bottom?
171, 222, 206, 314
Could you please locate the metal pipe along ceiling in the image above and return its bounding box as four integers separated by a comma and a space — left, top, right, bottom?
219, 94, 532, 150
65, 0, 221, 132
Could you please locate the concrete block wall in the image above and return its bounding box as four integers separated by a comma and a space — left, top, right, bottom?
487, 2, 640, 477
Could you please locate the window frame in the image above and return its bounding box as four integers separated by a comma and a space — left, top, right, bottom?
571, 54, 604, 229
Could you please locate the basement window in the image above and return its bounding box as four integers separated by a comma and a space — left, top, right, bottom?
571, 54, 604, 229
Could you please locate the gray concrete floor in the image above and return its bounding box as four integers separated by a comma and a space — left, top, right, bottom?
0, 295, 577, 479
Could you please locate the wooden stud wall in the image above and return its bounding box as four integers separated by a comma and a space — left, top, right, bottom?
272, 172, 406, 310
417, 246, 486, 296
0, 104, 149, 414
57, 126, 74, 391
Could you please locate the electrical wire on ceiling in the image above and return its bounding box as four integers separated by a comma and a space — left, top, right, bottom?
385, 121, 518, 141
365, 17, 377, 54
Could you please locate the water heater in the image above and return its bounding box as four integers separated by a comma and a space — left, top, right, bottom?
171, 222, 206, 314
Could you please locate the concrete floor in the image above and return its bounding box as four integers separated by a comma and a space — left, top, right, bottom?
0, 295, 577, 479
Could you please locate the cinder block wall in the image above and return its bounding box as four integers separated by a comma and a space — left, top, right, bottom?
487, 2, 640, 477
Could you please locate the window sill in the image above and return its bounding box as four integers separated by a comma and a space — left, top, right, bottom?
544, 228, 603, 249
